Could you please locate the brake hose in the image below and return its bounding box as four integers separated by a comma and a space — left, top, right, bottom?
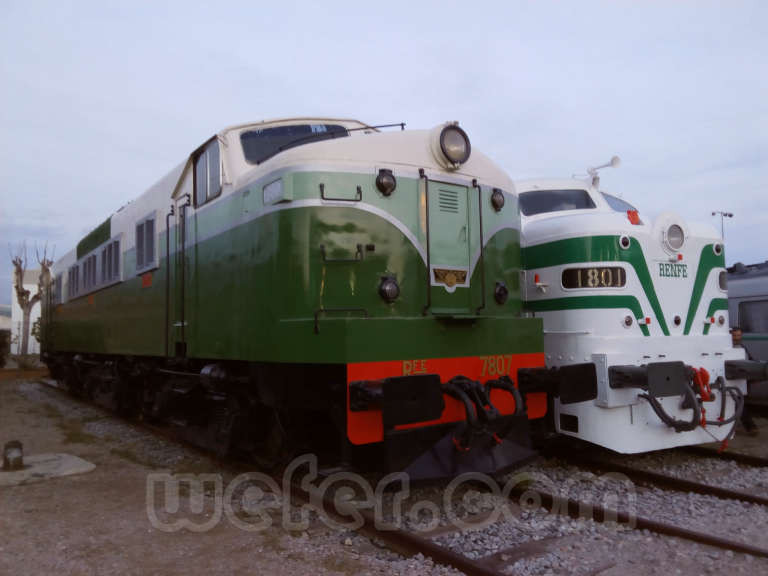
704, 385, 744, 427
639, 382, 701, 433
486, 375, 525, 416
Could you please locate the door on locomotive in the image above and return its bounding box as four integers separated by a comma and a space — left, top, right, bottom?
517, 170, 752, 453
171, 185, 193, 358
426, 179, 473, 313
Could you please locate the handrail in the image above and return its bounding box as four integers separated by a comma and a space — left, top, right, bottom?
319, 183, 362, 202
420, 169, 432, 315
472, 179, 486, 313
164, 204, 175, 357
320, 244, 363, 263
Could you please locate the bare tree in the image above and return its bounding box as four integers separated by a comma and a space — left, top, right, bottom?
10, 242, 53, 356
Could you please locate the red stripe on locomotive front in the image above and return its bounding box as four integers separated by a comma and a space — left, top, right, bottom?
346, 353, 546, 445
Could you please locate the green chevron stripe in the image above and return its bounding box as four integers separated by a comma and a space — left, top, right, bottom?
526, 295, 650, 336
702, 298, 728, 335
684, 245, 725, 335
522, 236, 668, 335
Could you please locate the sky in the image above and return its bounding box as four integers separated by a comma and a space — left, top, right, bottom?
1, 1, 767, 305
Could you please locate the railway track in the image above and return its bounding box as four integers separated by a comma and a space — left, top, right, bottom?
32, 376, 768, 573
681, 445, 768, 468
553, 452, 768, 507
35, 377, 505, 576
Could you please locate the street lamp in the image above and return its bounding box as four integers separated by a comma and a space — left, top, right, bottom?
711, 211, 733, 239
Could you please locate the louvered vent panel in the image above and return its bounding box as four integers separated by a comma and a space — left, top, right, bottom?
438, 189, 459, 213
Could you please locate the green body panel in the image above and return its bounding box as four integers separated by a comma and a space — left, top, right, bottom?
525, 295, 651, 336
76, 218, 111, 260
50, 170, 537, 364
684, 245, 725, 335
522, 235, 670, 335
702, 298, 728, 335
52, 250, 166, 356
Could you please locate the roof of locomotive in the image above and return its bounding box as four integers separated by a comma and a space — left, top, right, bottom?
53, 119, 514, 276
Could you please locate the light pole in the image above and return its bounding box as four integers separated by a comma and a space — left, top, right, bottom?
711, 211, 733, 239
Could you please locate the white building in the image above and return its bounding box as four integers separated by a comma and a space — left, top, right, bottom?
10, 269, 41, 355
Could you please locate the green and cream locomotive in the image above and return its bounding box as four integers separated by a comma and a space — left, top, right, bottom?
42, 118, 547, 478
518, 163, 764, 453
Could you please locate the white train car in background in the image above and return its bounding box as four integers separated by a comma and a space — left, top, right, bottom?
516, 160, 766, 453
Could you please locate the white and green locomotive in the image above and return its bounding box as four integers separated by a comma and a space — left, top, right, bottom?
517, 166, 766, 453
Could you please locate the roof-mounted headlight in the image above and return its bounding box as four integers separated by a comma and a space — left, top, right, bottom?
431, 122, 471, 169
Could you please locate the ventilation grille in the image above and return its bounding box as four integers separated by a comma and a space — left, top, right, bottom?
438, 189, 459, 213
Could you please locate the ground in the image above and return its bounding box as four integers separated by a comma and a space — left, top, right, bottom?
2, 372, 767, 576
0, 375, 455, 576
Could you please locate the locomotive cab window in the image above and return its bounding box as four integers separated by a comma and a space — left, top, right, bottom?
136, 215, 156, 273
519, 189, 597, 216
240, 124, 349, 165
601, 192, 637, 213
194, 138, 222, 207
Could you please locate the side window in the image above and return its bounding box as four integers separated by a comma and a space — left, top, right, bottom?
739, 300, 768, 333
54, 273, 62, 304
68, 265, 80, 298
100, 239, 121, 283
112, 240, 120, 279
194, 138, 222, 206
136, 216, 156, 273
89, 254, 96, 289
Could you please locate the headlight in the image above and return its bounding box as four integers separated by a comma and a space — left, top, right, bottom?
666, 224, 684, 251
375, 169, 396, 196
494, 281, 509, 305
491, 188, 505, 212
379, 276, 400, 303
439, 124, 471, 166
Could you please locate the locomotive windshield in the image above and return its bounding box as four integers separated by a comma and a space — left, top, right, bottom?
601, 192, 637, 213
519, 189, 596, 216
241, 124, 349, 164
